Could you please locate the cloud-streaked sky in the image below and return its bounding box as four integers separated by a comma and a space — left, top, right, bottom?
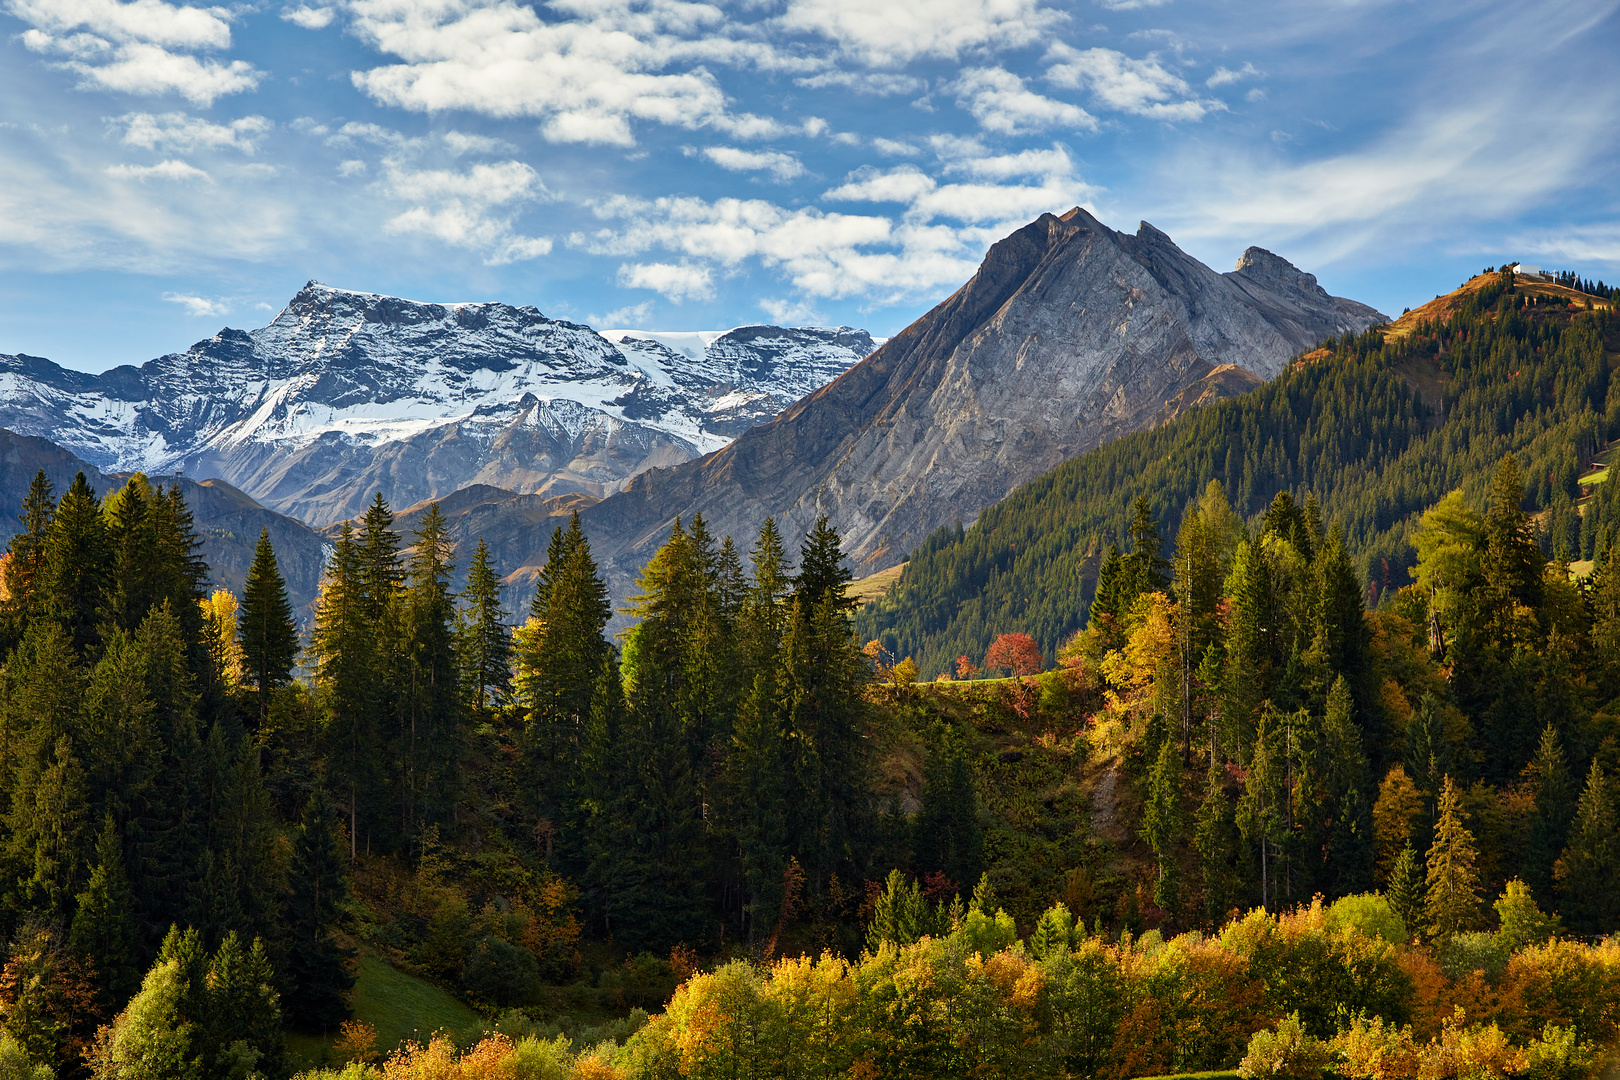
2, 0, 1617, 371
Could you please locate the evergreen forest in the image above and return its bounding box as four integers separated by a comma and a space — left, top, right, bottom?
0, 268, 1613, 1080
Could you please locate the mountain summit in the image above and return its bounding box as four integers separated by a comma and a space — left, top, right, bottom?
575, 208, 1386, 599
0, 284, 876, 524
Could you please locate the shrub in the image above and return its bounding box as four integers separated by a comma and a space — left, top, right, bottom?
1238, 1014, 1332, 1080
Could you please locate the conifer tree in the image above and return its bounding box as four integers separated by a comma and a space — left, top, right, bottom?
722, 519, 794, 941
913, 724, 982, 893
1523, 725, 1574, 900
1223, 534, 1275, 758
523, 512, 611, 838
781, 518, 872, 889
1424, 776, 1481, 940
397, 503, 461, 834
459, 538, 512, 714
70, 814, 139, 1012
313, 523, 380, 858
1089, 543, 1123, 630
1120, 494, 1171, 601
3, 469, 54, 622
1194, 766, 1242, 926
1386, 843, 1424, 934
794, 514, 854, 619
282, 795, 353, 1031
237, 529, 297, 729
1553, 763, 1619, 935
1140, 736, 1183, 919
42, 472, 108, 654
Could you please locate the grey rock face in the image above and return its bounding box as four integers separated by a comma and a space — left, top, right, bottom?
573, 209, 1387, 607
0, 285, 874, 525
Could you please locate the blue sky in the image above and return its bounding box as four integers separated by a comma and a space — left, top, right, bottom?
2, 0, 1617, 373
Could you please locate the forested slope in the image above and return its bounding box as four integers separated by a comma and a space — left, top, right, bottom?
857, 272, 1620, 677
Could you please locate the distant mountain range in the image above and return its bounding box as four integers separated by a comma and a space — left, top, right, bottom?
0, 284, 876, 524
562, 208, 1386, 614
0, 209, 1387, 618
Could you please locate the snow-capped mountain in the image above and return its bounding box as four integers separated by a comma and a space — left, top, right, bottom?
0, 283, 877, 524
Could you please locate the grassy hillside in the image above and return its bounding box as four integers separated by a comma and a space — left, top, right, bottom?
857, 272, 1620, 676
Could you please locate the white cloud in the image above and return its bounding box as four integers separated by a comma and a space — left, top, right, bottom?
1166, 87, 1615, 265
954, 66, 1094, 134
347, 0, 791, 146
617, 262, 715, 302
1044, 44, 1216, 121
116, 111, 271, 153
338, 158, 367, 176
824, 166, 935, 204
280, 4, 334, 28
381, 160, 553, 264
794, 71, 926, 95
1207, 61, 1261, 88
10, 0, 259, 104
106, 158, 210, 180
594, 300, 654, 326
702, 146, 805, 181
1095, 0, 1169, 9
1506, 224, 1620, 268
759, 296, 822, 324
871, 137, 920, 156
163, 291, 228, 315
780, 0, 1065, 66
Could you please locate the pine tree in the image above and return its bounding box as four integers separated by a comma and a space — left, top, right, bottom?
1424, 776, 1482, 940
70, 815, 140, 1012
1194, 766, 1242, 927
206, 931, 285, 1077
1089, 543, 1123, 629
913, 724, 983, 894
42, 472, 109, 654
523, 512, 612, 785
1140, 735, 1183, 919
1120, 494, 1171, 602
313, 523, 381, 859
397, 503, 461, 835
1385, 843, 1424, 937
459, 538, 512, 715
282, 795, 353, 1032
1523, 725, 1574, 901
1553, 763, 1619, 935
1223, 534, 1275, 758
238, 529, 297, 729
794, 514, 854, 620
3, 469, 54, 621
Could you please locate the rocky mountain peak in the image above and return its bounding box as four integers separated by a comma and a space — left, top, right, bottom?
0, 288, 877, 525
570, 209, 1389, 617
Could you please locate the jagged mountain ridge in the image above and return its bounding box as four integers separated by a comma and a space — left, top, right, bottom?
558, 208, 1386, 613
0, 285, 876, 525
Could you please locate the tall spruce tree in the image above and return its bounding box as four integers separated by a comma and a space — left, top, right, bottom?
69, 814, 139, 1012
397, 503, 461, 836
312, 523, 380, 860
282, 794, 353, 1031
913, 723, 983, 894
1424, 776, 1482, 940
1140, 736, 1184, 918
1523, 725, 1575, 901
3, 469, 54, 624
42, 472, 109, 654
237, 529, 297, 730
1553, 763, 1619, 935
459, 538, 512, 715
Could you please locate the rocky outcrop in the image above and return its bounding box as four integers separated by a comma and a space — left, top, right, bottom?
568, 209, 1386, 606
0, 286, 875, 525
